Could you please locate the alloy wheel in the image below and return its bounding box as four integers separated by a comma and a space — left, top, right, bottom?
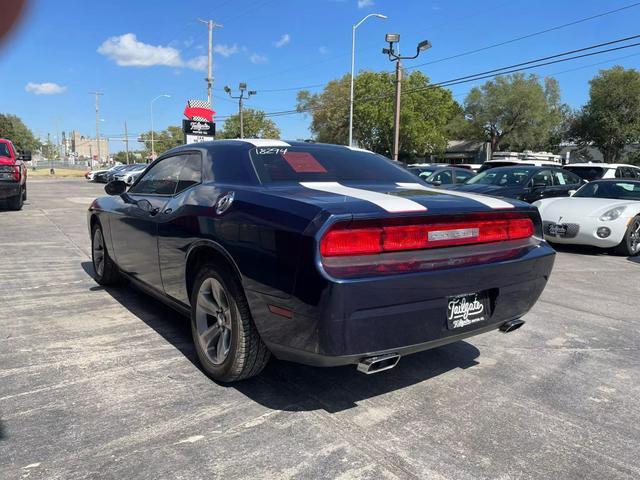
195, 277, 233, 365
629, 218, 640, 254
92, 228, 105, 277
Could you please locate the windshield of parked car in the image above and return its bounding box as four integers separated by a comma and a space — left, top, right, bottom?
465, 167, 534, 187
407, 167, 436, 178
0, 143, 11, 158
573, 180, 640, 200
249, 146, 416, 184
563, 166, 606, 182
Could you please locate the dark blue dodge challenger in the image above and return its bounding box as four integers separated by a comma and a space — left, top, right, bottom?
88, 140, 555, 382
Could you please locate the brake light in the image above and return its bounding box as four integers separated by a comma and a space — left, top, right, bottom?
320, 215, 534, 257
12, 166, 20, 181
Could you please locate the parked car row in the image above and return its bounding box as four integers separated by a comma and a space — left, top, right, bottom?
404, 161, 640, 256
86, 163, 148, 185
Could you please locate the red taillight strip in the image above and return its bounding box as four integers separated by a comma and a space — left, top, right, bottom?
320, 216, 534, 257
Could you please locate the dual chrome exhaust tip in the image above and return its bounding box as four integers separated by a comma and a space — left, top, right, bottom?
357, 319, 525, 374
357, 353, 400, 374
499, 318, 525, 333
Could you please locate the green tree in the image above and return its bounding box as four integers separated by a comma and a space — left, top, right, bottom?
217, 109, 280, 139
139, 125, 185, 157
570, 67, 640, 163
462, 74, 568, 152
113, 151, 130, 164
0, 113, 40, 152
297, 70, 459, 159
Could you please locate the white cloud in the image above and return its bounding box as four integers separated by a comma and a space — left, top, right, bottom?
25, 82, 67, 95
185, 56, 208, 71
273, 33, 290, 48
213, 43, 240, 57
249, 53, 268, 64
357, 0, 374, 8
97, 33, 206, 71
319, 46, 329, 55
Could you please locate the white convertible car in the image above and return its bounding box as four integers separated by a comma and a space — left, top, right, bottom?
533, 179, 640, 256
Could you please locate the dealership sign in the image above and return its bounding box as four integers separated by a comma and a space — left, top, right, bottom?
183, 99, 215, 144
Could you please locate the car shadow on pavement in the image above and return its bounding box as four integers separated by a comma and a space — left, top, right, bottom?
81, 261, 481, 413
0, 420, 6, 440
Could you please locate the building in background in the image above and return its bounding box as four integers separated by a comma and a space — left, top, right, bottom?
429, 140, 491, 165
70, 130, 108, 164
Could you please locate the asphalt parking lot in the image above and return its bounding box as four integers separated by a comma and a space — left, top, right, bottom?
1, 178, 639, 480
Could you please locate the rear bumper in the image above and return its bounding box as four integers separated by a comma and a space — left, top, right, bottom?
0, 181, 21, 199
250, 241, 555, 367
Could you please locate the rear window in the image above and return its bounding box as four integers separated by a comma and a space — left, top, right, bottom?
0, 143, 11, 158
563, 166, 606, 182
249, 146, 414, 184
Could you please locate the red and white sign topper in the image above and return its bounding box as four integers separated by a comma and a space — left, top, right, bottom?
184, 99, 215, 122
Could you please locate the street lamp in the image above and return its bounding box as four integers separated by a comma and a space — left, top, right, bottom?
224, 83, 256, 138
349, 13, 387, 147
150, 94, 171, 159
382, 34, 431, 161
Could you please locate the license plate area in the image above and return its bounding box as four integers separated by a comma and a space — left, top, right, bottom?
547, 223, 567, 236
446, 292, 491, 330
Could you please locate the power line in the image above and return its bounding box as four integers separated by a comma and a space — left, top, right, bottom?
406, 1, 640, 70
213, 35, 640, 121
241, 2, 640, 92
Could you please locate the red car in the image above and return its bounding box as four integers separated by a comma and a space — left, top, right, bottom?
0, 138, 31, 210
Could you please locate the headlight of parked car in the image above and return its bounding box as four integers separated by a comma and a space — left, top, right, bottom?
599, 206, 626, 221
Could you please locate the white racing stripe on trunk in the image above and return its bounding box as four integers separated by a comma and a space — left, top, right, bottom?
300, 182, 427, 213
396, 182, 514, 209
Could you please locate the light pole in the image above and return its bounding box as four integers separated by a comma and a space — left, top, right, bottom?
224, 83, 256, 139
383, 34, 431, 161
349, 13, 387, 147
150, 94, 170, 159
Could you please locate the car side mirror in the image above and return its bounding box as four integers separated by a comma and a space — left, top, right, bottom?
18, 151, 32, 161
105, 180, 127, 196
430, 180, 442, 186
532, 182, 547, 190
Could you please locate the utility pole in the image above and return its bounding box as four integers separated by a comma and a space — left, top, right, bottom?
197, 19, 223, 105
382, 35, 431, 161
124, 121, 130, 164
392, 59, 402, 163
224, 83, 256, 139
90, 92, 103, 163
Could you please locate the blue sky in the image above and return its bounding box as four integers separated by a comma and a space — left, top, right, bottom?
1, 0, 640, 153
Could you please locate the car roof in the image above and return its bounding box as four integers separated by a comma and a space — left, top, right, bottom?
565, 163, 639, 168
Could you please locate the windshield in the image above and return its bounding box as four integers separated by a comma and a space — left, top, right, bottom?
478, 161, 534, 173
249, 146, 415, 184
0, 143, 11, 158
574, 180, 640, 200
563, 166, 606, 182
465, 167, 534, 186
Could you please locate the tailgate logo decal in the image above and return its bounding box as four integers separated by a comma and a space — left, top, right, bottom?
448, 296, 485, 327
396, 182, 514, 209
300, 182, 427, 213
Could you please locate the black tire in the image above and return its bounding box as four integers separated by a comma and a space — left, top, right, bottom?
91, 222, 121, 285
614, 216, 640, 256
7, 186, 24, 211
23, 185, 27, 201
190, 263, 270, 382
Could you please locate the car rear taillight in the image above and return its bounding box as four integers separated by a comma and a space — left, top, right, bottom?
320, 214, 534, 257
0, 165, 20, 181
